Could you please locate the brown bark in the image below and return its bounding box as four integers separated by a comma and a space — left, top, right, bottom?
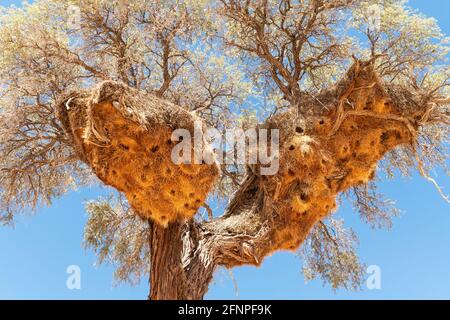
149, 221, 215, 300
149, 221, 184, 300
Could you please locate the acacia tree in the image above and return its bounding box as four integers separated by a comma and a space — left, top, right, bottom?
0, 0, 448, 299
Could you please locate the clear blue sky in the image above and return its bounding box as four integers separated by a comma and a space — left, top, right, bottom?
0, 0, 449, 300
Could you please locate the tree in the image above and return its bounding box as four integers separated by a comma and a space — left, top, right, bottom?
0, 0, 448, 299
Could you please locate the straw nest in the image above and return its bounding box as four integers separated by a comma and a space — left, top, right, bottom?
216, 60, 430, 260
56, 81, 219, 226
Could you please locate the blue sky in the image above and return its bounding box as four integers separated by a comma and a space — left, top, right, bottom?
0, 0, 449, 300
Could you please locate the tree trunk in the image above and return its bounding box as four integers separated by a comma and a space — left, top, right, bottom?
149, 221, 186, 300
149, 221, 215, 300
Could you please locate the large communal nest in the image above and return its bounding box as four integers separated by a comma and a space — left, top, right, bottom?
212, 59, 436, 264
56, 81, 219, 226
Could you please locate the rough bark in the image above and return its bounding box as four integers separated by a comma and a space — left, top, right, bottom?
150, 222, 185, 300
149, 221, 215, 300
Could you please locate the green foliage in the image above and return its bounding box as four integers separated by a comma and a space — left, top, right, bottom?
350, 182, 400, 230
301, 218, 365, 291
84, 195, 150, 285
